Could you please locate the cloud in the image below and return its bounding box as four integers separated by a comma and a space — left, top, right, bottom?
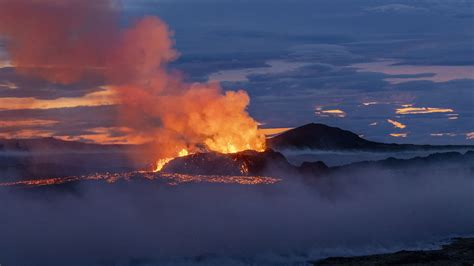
0, 87, 116, 111
0, 119, 58, 128
396, 106, 454, 115
0, 67, 104, 100
208, 60, 310, 83
366, 4, 428, 13
387, 119, 406, 129
55, 126, 151, 144
466, 132, 474, 140
315, 107, 347, 118
353, 60, 474, 84
390, 133, 407, 138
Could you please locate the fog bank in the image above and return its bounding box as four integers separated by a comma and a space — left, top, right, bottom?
1, 162, 473, 265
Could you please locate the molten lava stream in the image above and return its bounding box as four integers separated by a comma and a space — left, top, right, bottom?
153, 148, 189, 172
152, 139, 266, 173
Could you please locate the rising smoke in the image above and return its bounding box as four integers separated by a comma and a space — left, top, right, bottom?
0, 0, 266, 162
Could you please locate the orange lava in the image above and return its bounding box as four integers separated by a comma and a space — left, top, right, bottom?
0, 172, 280, 188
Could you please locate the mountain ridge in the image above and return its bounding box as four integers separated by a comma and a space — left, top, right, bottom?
267, 123, 474, 151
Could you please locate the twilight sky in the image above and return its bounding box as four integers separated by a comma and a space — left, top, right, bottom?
0, 0, 473, 144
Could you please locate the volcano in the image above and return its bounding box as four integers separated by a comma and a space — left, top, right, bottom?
267, 123, 474, 152
161, 149, 299, 177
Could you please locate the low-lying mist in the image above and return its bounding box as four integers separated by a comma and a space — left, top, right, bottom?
1, 160, 473, 265
281, 148, 474, 166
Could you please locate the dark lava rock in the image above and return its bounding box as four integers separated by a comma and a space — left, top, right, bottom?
161, 148, 473, 179
314, 238, 474, 265
162, 149, 299, 177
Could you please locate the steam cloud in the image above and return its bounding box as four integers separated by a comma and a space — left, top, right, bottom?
0, 0, 265, 161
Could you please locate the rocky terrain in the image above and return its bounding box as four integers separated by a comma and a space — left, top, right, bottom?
162, 149, 473, 180
314, 238, 474, 265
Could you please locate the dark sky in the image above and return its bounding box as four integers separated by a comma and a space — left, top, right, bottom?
1, 0, 473, 144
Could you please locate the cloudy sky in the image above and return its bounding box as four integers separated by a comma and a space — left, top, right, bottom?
0, 0, 473, 144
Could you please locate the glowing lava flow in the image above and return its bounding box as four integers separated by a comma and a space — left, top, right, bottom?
152, 140, 266, 173
153, 148, 189, 172
0, 172, 281, 188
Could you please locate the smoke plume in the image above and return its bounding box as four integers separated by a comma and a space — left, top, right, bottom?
0, 0, 266, 162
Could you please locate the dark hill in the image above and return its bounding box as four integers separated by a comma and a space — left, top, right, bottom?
267, 123, 474, 152
160, 149, 473, 180
337, 150, 474, 171
162, 149, 309, 178
268, 123, 375, 150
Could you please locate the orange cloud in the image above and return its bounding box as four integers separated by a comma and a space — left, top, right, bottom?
315, 107, 347, 118
396, 107, 454, 115
258, 127, 293, 137
0, 119, 59, 127
387, 119, 406, 129
390, 133, 407, 138
56, 127, 151, 144
0, 87, 117, 110
0, 129, 54, 139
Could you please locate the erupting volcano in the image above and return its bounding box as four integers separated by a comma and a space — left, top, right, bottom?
0, 0, 266, 173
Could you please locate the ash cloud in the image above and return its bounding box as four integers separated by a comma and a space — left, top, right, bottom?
0, 0, 266, 160
1, 160, 473, 265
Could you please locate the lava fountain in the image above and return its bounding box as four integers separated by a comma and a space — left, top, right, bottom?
0, 0, 267, 171
154, 148, 189, 172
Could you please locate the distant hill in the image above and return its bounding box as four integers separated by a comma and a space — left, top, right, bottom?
267, 123, 474, 152
161, 148, 473, 179
336, 150, 474, 172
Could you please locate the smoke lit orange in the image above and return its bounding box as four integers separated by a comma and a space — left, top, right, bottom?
0, 0, 266, 171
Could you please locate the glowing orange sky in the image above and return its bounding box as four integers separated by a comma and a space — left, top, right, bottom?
0, 87, 117, 110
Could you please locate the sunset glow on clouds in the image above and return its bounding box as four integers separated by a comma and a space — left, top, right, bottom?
396, 107, 454, 115
55, 127, 152, 144
0, 129, 55, 139
258, 127, 293, 137
387, 119, 406, 129
390, 133, 407, 138
315, 107, 347, 118
0, 87, 117, 110
0, 119, 58, 127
